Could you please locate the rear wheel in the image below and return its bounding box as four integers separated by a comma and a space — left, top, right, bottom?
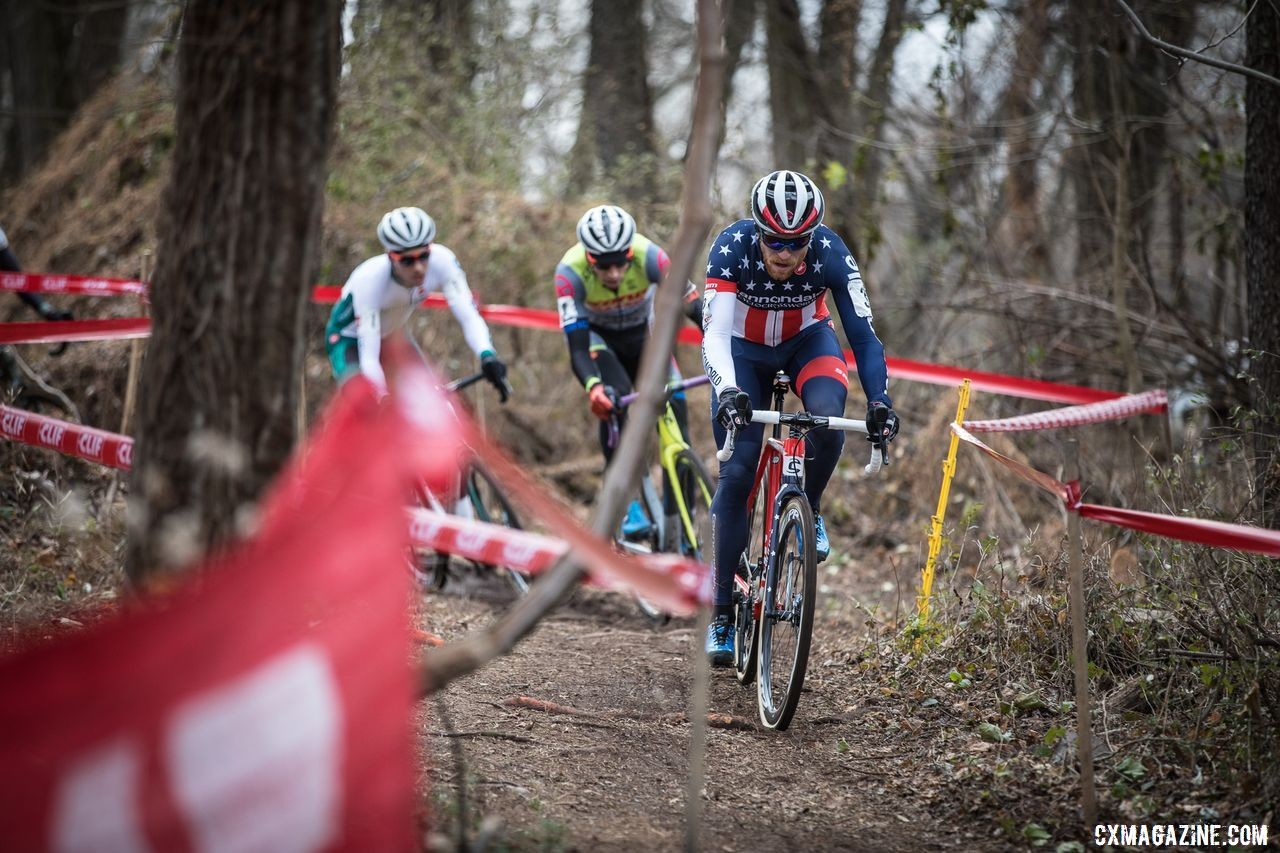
757, 494, 816, 731
734, 471, 771, 685
464, 462, 530, 595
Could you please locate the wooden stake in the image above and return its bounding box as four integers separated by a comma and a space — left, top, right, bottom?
105, 252, 150, 514
685, 606, 711, 853
118, 252, 151, 437
1066, 439, 1098, 826
296, 355, 308, 438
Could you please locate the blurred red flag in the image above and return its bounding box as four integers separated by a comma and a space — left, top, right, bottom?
0, 351, 460, 852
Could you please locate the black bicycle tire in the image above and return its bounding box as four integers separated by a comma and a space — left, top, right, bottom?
734, 469, 771, 686
669, 449, 715, 560
409, 483, 452, 590
633, 553, 671, 625
465, 462, 530, 595
757, 493, 817, 730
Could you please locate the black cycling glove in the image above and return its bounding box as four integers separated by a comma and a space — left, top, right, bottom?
716, 387, 752, 432
480, 351, 509, 401
866, 401, 900, 444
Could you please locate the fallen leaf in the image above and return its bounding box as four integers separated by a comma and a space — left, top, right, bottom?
1109, 546, 1142, 587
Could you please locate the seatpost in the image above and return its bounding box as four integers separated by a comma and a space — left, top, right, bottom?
771, 372, 790, 440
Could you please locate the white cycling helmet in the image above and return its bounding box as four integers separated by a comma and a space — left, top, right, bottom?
750, 170, 824, 238
377, 207, 436, 251
576, 205, 636, 256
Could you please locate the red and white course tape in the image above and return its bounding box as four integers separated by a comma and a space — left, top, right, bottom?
0, 405, 133, 469
965, 390, 1168, 433
0, 318, 151, 345
1, 271, 146, 297
310, 286, 1130, 405
406, 507, 709, 601
951, 422, 1280, 557
0, 269, 1148, 406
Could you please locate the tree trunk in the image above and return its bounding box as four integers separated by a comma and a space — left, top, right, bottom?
426, 0, 474, 81
380, 0, 474, 117
849, 0, 908, 257
1110, 130, 1140, 391
1067, 0, 1118, 278
996, 0, 1050, 275
578, 0, 658, 199
126, 0, 342, 581
1068, 0, 1190, 279
1, 0, 69, 182
763, 0, 827, 167
719, 0, 760, 121
66, 0, 128, 105
1123, 1, 1193, 290
0, 0, 126, 182
1168, 152, 1187, 312
1245, 1, 1280, 526
814, 0, 862, 245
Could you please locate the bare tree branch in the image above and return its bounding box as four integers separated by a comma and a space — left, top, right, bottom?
1113, 0, 1280, 88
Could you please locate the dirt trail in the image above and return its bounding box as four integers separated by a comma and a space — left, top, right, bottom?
417, 565, 991, 852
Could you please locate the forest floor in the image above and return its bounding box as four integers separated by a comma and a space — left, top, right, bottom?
1, 449, 1096, 853
412, 527, 1090, 853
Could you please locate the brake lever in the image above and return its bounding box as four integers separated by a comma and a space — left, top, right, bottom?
717, 425, 737, 462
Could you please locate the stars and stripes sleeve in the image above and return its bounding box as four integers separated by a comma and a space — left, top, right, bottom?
704, 225, 745, 295
821, 235, 891, 407
701, 225, 747, 399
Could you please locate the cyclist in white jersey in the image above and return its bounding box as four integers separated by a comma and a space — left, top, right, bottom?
325, 207, 507, 395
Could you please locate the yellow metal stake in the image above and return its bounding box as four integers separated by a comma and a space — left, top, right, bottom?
917, 379, 971, 627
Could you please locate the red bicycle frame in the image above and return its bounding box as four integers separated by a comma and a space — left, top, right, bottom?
732, 370, 811, 607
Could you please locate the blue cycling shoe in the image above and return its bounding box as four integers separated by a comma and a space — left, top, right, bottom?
621, 499, 653, 539
814, 514, 831, 562
706, 614, 734, 667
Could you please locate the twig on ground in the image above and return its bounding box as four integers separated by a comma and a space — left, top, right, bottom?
432, 730, 536, 744
503, 695, 601, 717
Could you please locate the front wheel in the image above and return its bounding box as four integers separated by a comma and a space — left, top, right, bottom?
464, 462, 530, 595
757, 494, 817, 731
668, 450, 715, 561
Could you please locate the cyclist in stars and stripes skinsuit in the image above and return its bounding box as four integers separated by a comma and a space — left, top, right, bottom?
701, 170, 902, 666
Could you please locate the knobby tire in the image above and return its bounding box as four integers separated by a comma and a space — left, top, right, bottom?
757, 494, 816, 730
465, 462, 530, 595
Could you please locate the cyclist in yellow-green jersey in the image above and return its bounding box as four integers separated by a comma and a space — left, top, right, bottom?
554, 205, 702, 536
